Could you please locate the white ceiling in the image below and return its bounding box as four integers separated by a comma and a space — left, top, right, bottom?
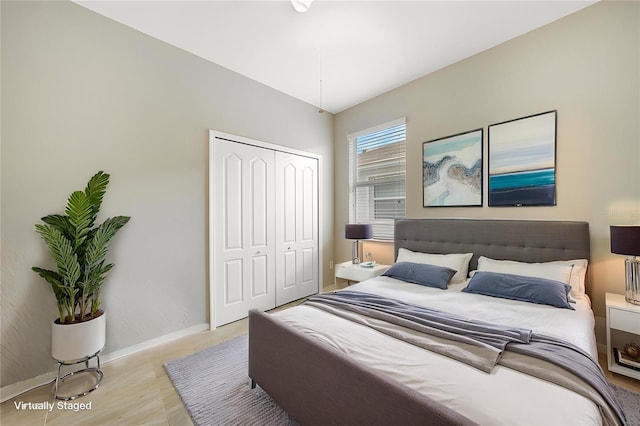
74, 0, 597, 114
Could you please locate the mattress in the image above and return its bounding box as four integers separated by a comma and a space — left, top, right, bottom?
273, 276, 601, 426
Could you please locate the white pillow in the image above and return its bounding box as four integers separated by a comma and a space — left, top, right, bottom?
546, 259, 588, 299
476, 256, 574, 291
396, 248, 473, 284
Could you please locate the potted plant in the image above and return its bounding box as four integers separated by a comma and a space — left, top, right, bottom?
32, 171, 130, 362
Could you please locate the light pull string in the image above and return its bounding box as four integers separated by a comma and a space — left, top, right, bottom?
318, 48, 324, 113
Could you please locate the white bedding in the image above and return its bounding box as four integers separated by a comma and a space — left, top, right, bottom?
274, 276, 601, 426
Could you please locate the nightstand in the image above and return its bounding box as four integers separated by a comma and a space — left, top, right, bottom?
606, 292, 640, 380
334, 261, 390, 285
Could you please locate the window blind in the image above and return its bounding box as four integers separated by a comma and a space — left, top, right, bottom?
349, 121, 406, 240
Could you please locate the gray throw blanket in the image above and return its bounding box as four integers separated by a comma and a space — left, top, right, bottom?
305, 290, 626, 426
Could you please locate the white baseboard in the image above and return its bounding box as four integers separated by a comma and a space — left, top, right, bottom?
0, 322, 210, 403
100, 323, 209, 363
0, 371, 59, 404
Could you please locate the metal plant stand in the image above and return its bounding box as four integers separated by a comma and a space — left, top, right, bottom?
53, 350, 103, 401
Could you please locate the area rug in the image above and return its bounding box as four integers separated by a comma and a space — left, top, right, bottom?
164, 335, 297, 426
610, 383, 640, 426
165, 335, 640, 426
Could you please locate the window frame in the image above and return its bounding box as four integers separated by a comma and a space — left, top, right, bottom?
348, 118, 406, 241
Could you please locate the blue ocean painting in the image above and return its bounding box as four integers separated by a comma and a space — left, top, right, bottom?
488, 111, 556, 206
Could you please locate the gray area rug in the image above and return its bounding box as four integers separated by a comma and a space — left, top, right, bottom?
165, 334, 640, 426
164, 335, 297, 426
610, 383, 640, 426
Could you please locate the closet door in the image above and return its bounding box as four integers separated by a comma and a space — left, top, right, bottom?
212, 139, 276, 326
275, 151, 319, 306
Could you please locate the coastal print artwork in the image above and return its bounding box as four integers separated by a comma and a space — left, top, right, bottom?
423, 129, 482, 207
488, 110, 557, 206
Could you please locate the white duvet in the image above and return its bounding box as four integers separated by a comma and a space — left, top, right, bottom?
274, 276, 602, 426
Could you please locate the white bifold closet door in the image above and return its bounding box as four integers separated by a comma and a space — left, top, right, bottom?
275, 151, 318, 306
211, 132, 320, 328
212, 139, 276, 327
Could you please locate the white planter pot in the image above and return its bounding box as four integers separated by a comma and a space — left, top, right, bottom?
51, 313, 106, 362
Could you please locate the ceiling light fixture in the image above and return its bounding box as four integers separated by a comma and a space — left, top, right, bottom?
291, 0, 313, 13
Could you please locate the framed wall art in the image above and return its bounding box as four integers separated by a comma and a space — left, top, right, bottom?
488, 110, 557, 207
423, 128, 483, 207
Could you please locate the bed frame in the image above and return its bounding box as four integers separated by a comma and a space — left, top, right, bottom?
249, 219, 590, 425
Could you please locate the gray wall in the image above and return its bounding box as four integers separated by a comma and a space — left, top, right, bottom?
334, 1, 640, 323
1, 1, 334, 387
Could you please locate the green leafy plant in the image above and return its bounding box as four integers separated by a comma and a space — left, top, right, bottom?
32, 171, 130, 324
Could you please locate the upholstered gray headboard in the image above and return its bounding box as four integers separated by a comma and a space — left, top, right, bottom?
394, 219, 590, 272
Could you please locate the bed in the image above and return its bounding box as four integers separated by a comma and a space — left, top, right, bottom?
248, 219, 624, 426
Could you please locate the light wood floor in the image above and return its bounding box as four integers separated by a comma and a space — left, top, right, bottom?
2, 289, 640, 425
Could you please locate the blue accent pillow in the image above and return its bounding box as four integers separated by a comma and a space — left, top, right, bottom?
382, 261, 456, 289
462, 271, 574, 310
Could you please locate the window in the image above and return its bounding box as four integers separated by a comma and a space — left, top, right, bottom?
349, 119, 406, 240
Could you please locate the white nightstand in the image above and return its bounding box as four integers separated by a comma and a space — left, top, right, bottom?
334, 261, 390, 285
606, 292, 640, 380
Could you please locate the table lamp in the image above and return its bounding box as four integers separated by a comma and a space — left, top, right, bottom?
345, 224, 372, 264
610, 226, 640, 305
